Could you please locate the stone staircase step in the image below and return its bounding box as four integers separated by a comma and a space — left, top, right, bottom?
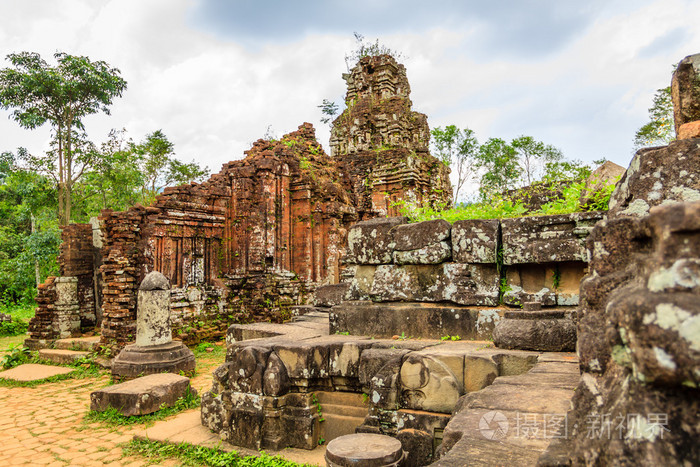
54, 336, 101, 352
315, 391, 366, 407
320, 403, 368, 419
320, 413, 367, 443
38, 349, 90, 365
436, 360, 580, 466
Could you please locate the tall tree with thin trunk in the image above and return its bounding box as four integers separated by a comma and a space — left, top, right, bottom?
0, 51, 127, 226
431, 125, 479, 204
511, 135, 563, 186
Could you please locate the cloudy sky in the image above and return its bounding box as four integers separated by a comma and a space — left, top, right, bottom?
1, 0, 699, 194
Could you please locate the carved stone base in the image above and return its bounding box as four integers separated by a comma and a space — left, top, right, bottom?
111, 341, 195, 380
492, 309, 576, 352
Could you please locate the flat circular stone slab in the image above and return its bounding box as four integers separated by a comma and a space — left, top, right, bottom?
325, 433, 404, 467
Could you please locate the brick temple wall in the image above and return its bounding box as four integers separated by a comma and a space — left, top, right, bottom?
36, 54, 456, 352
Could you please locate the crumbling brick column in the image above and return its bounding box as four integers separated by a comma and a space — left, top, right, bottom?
59, 223, 97, 330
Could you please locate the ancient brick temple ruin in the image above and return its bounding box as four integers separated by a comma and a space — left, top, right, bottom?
199, 54, 700, 465
26, 54, 450, 351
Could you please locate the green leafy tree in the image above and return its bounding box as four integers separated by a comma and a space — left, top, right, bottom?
0, 51, 127, 225
72, 129, 144, 218
542, 158, 595, 183
431, 125, 479, 204
165, 158, 209, 187
136, 130, 174, 196
134, 130, 209, 201
0, 151, 59, 303
475, 138, 522, 199
511, 136, 563, 185
634, 86, 673, 148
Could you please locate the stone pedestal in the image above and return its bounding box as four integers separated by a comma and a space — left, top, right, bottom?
111, 272, 195, 380
325, 433, 405, 467
492, 309, 576, 352
111, 341, 196, 379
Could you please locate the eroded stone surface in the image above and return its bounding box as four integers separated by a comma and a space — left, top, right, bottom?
493, 313, 577, 352
608, 138, 700, 218
347, 217, 406, 265
501, 212, 602, 265
570, 201, 700, 464
136, 272, 171, 347
672, 53, 700, 135
330, 302, 502, 340
393, 219, 451, 252
451, 219, 499, 264
111, 341, 196, 380
325, 433, 404, 467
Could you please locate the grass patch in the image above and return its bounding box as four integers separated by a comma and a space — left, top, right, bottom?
394, 178, 617, 223
84, 387, 200, 427
0, 302, 34, 337
0, 302, 36, 321
193, 341, 226, 359
0, 347, 105, 387
122, 438, 312, 467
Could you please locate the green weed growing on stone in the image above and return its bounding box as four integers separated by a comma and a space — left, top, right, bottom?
440, 335, 461, 341
311, 393, 324, 422
552, 266, 562, 290
84, 387, 200, 427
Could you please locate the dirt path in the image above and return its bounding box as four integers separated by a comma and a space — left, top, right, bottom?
0, 336, 221, 466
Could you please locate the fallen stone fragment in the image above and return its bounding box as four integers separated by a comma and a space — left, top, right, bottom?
90, 373, 195, 416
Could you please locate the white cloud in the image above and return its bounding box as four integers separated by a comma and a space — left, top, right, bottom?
0, 0, 699, 194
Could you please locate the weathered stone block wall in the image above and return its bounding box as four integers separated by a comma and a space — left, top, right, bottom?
501, 212, 603, 307
330, 212, 601, 339
201, 327, 540, 453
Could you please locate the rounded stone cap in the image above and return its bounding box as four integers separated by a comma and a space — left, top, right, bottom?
325, 433, 404, 467
140, 271, 170, 291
